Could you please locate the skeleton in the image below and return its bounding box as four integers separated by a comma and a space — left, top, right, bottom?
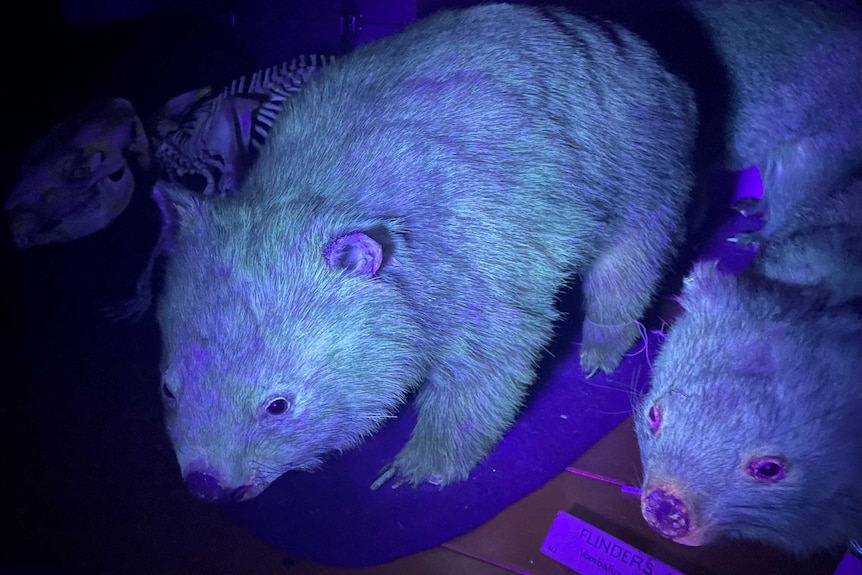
5, 54, 334, 248
4, 54, 335, 318
151, 54, 336, 196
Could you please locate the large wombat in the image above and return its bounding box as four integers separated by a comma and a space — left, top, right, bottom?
155, 2, 700, 499
635, 257, 862, 555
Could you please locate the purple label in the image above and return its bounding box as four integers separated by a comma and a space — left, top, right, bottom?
541, 511, 686, 575
834, 551, 862, 575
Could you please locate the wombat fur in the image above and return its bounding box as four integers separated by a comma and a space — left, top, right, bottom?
156, 2, 700, 498
685, 0, 862, 209
635, 260, 862, 555
635, 0, 862, 548
747, 174, 862, 306
155, 0, 862, 498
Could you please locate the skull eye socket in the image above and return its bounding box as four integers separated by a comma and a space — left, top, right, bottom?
747, 456, 787, 483
108, 166, 127, 182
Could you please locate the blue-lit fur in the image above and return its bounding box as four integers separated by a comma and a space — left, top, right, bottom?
637, 0, 862, 554
636, 261, 862, 555
752, 175, 862, 306
157, 3, 698, 492
686, 0, 862, 213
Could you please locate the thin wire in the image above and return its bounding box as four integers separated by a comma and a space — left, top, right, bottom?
565, 466, 642, 496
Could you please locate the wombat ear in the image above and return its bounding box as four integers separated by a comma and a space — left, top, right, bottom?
324, 231, 384, 276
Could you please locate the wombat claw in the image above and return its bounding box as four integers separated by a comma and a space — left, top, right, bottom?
370, 463, 446, 490
728, 231, 762, 249
100, 292, 152, 323
732, 197, 765, 218
580, 340, 627, 377
370, 465, 399, 490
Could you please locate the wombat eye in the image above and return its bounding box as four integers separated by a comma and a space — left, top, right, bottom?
747, 456, 787, 483
266, 397, 292, 416
647, 403, 662, 434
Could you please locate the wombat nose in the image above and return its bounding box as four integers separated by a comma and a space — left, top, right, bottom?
185, 471, 226, 502
641, 488, 691, 539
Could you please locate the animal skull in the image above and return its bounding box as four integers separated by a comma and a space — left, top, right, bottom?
5, 97, 149, 248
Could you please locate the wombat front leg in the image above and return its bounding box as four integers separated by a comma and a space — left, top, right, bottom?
579, 225, 673, 376
371, 356, 530, 490
734, 132, 862, 245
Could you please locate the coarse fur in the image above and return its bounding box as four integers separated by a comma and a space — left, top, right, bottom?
635, 261, 862, 555
684, 0, 862, 208
157, 2, 698, 497
749, 175, 862, 306
634, 0, 862, 554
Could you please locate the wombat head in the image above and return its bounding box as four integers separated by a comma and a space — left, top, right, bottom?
635, 261, 862, 555
154, 182, 423, 502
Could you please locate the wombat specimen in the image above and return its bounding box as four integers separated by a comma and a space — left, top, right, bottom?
156, 2, 700, 499
635, 0, 862, 554
636, 1, 862, 548
635, 256, 862, 555
156, 0, 862, 499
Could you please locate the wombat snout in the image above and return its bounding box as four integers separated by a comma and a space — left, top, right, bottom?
641, 487, 697, 543
185, 471, 254, 503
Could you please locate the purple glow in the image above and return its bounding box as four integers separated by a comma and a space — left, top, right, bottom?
324, 232, 383, 276
182, 341, 211, 383
732, 165, 764, 203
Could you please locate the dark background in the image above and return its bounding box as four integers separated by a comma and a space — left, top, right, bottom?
1, 2, 450, 572
3, 1, 858, 573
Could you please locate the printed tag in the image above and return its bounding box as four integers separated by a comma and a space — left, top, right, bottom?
834, 551, 862, 575
541, 511, 686, 575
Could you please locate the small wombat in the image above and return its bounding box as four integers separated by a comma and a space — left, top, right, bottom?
634, 1, 862, 552
635, 259, 862, 555
156, 2, 700, 499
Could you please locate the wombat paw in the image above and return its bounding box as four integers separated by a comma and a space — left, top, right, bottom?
732, 197, 766, 218
369, 446, 469, 490
579, 347, 622, 377
580, 322, 639, 376
727, 231, 763, 249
